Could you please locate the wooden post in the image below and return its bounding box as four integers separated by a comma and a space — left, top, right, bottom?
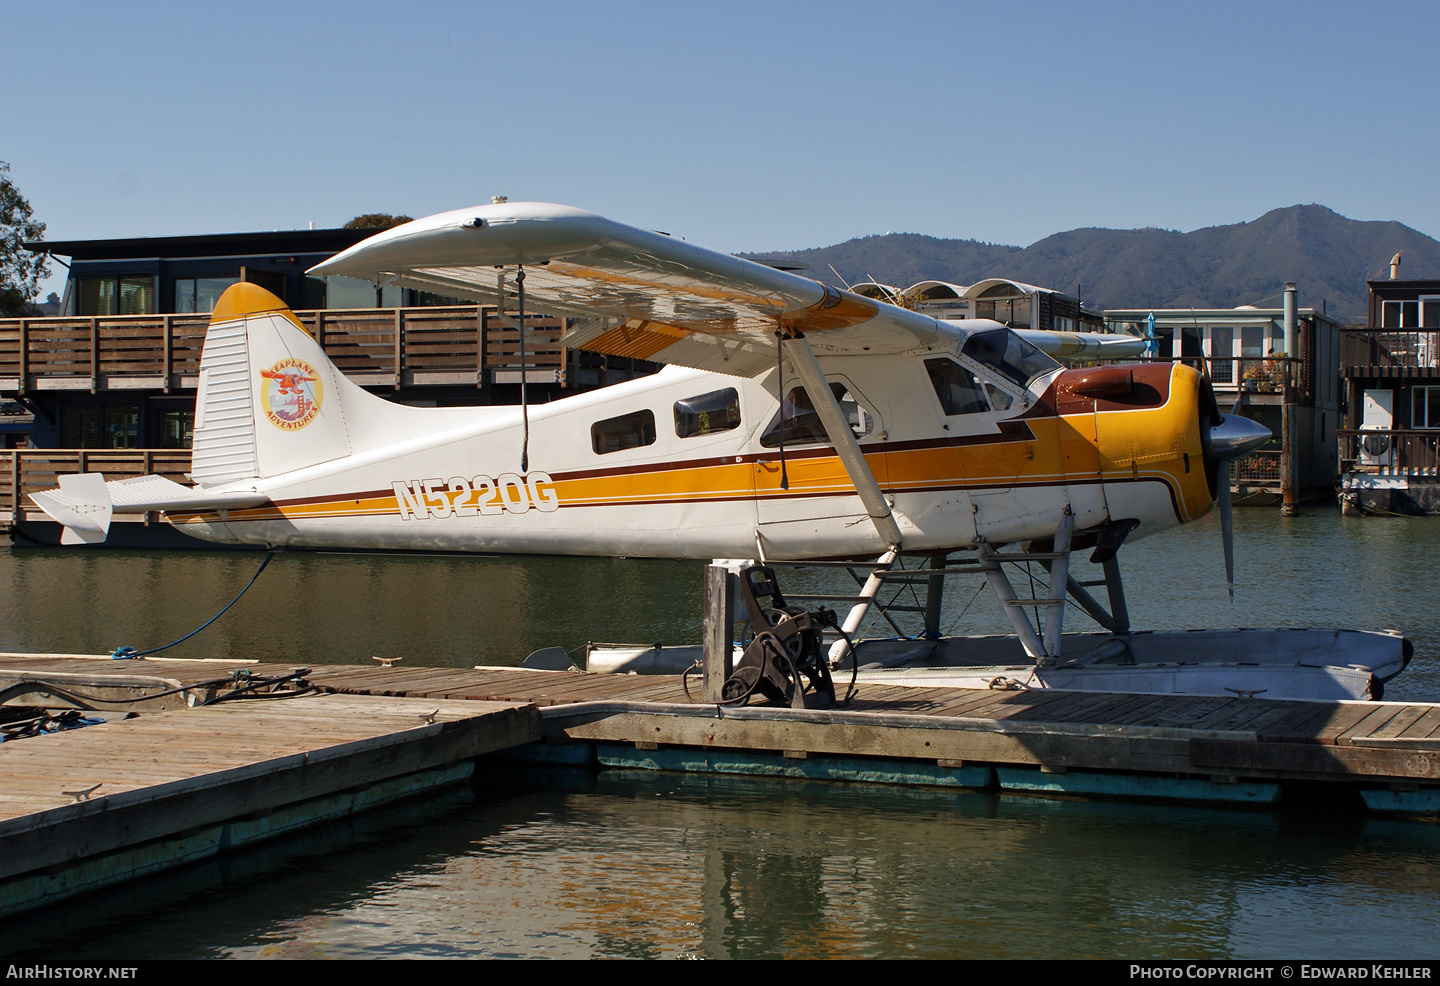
90, 317, 100, 392
8, 452, 18, 525
162, 314, 173, 392
315, 311, 325, 354
393, 308, 403, 390
17, 319, 27, 394
1281, 372, 1299, 516
702, 564, 736, 703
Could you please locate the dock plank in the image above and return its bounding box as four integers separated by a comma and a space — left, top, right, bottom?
0, 694, 541, 884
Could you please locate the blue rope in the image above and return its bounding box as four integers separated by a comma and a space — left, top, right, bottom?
111, 550, 276, 660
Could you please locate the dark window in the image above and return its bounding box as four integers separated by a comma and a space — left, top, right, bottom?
674, 388, 741, 438
175, 278, 238, 314
157, 409, 194, 449
77, 277, 155, 316
592, 409, 656, 455
760, 383, 871, 448
961, 328, 1059, 388
62, 404, 140, 449
925, 358, 990, 415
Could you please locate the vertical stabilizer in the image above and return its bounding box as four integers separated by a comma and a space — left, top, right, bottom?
190, 283, 353, 485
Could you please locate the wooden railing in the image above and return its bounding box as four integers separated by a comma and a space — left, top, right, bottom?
1341, 329, 1440, 372
1, 449, 192, 526
1233, 448, 1282, 487
1338, 429, 1440, 474
0, 307, 573, 391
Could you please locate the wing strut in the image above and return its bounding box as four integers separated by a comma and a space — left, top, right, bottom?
781, 333, 902, 549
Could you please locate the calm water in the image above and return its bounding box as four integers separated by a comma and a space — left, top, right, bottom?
2, 507, 1439, 959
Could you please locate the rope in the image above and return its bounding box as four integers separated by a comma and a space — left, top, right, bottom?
111, 550, 276, 660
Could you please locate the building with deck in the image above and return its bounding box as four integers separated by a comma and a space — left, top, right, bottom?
1339, 277, 1440, 515
850, 278, 1106, 333
1105, 286, 1343, 509
0, 227, 654, 542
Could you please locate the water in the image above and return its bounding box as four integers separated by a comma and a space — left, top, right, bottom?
2, 507, 1439, 959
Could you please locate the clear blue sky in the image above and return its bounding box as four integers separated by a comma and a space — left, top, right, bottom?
4, 0, 1438, 299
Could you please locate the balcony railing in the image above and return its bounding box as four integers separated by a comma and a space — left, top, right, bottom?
1118, 356, 1300, 393
2, 449, 192, 525
1338, 429, 1440, 475
0, 307, 586, 392
1341, 329, 1440, 372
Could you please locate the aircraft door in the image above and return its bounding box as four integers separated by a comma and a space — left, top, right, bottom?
752, 379, 886, 554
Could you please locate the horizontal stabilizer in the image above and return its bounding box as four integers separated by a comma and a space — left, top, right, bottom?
29, 473, 112, 545
29, 473, 269, 544
101, 474, 269, 513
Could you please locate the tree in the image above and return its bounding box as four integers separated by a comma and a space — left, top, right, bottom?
344, 213, 413, 230
0, 162, 50, 317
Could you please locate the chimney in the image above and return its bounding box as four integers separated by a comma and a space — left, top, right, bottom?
1390, 251, 1403, 279
1283, 282, 1297, 357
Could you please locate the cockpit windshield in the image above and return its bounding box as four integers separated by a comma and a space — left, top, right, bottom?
961, 328, 1060, 388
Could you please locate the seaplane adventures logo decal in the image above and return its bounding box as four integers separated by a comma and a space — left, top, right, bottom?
259, 359, 324, 430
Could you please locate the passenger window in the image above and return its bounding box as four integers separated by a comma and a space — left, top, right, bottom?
674, 388, 741, 438
926, 358, 991, 415
760, 383, 872, 448
592, 409, 656, 455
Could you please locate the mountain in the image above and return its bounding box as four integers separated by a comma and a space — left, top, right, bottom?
743, 205, 1440, 323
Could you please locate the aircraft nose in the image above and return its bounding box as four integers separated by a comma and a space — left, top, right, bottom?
1205, 414, 1271, 462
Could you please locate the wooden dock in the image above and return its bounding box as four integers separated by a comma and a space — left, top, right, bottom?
2, 653, 1439, 916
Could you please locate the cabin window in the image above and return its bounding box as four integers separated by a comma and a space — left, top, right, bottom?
925, 358, 990, 416
1414, 387, 1440, 429
760, 383, 871, 448
960, 328, 1058, 388
674, 388, 741, 438
592, 409, 656, 455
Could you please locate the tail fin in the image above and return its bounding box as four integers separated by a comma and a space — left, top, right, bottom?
191, 283, 354, 485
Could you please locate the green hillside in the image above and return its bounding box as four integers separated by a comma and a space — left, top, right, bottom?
744, 205, 1440, 323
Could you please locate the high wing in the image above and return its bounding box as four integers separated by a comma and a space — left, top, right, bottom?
310, 203, 953, 377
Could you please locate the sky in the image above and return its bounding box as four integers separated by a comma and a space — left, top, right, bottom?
4, 0, 1439, 300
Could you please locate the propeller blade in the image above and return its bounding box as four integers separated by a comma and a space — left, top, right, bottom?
1219, 459, 1234, 604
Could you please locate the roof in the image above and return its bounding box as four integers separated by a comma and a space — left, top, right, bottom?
22, 228, 376, 261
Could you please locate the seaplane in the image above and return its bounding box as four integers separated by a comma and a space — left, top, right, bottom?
29, 202, 1411, 702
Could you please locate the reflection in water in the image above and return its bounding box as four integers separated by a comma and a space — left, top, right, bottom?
4, 770, 1439, 960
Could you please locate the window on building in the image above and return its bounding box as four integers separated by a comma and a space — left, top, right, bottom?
323, 275, 400, 309
1414, 387, 1440, 429
674, 388, 740, 438
760, 383, 872, 448
174, 278, 239, 314
1382, 300, 1420, 328
62, 404, 140, 449
592, 409, 656, 455
76, 277, 155, 316
1210, 327, 1234, 384
925, 358, 990, 416
156, 409, 194, 448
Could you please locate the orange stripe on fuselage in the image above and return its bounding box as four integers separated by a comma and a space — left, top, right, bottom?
170, 363, 1213, 528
